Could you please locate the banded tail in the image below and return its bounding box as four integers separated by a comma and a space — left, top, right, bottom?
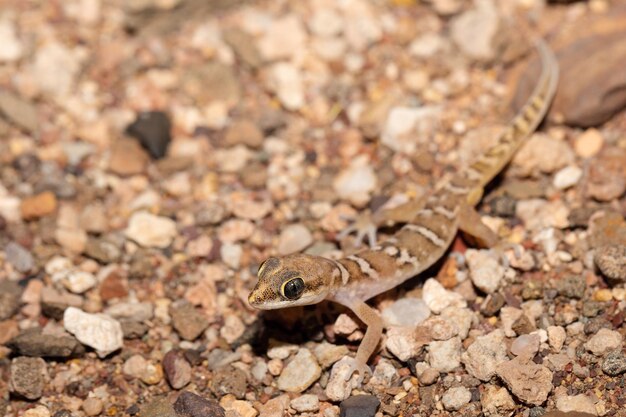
462, 40, 559, 195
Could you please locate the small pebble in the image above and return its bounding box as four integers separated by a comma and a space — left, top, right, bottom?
20, 191, 57, 220
63, 307, 123, 358
82, 398, 104, 417
574, 128, 604, 158
4, 242, 35, 273
422, 278, 466, 314
126, 111, 172, 159
333, 157, 377, 207
428, 337, 462, 372
173, 391, 225, 417
381, 297, 430, 327
277, 348, 322, 393
594, 244, 626, 282
466, 249, 504, 294
442, 386, 472, 411
258, 394, 289, 417
169, 301, 209, 341
585, 328, 623, 356
125, 211, 177, 249
9, 356, 46, 400
602, 349, 626, 376
553, 165, 582, 190
277, 224, 313, 255
461, 330, 507, 381
163, 350, 192, 389
24, 406, 51, 417
290, 394, 320, 413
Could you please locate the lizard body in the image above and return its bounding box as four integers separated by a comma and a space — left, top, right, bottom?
248, 40, 559, 381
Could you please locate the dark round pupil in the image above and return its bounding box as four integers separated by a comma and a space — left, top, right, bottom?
284, 278, 304, 300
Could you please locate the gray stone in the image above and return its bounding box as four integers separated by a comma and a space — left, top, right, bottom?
9, 356, 47, 400
594, 244, 626, 282
602, 349, 626, 376
5, 242, 35, 272
339, 395, 380, 417
173, 391, 225, 417
0, 280, 22, 320
169, 301, 209, 341
442, 386, 472, 411
381, 297, 430, 328
8, 328, 84, 358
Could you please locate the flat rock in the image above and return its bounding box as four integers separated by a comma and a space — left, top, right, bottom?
169, 301, 209, 341
8, 328, 83, 358
173, 391, 225, 417
63, 307, 123, 357
277, 348, 321, 393
496, 357, 553, 406
513, 9, 626, 127
339, 395, 380, 417
462, 329, 508, 381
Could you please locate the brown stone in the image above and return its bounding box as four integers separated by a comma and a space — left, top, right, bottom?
20, 191, 57, 220
512, 6, 626, 127
99, 270, 129, 301
108, 138, 149, 176
224, 119, 264, 149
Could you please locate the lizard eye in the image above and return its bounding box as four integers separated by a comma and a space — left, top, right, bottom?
281, 278, 305, 300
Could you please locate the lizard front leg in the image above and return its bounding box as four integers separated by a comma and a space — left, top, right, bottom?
337, 299, 383, 383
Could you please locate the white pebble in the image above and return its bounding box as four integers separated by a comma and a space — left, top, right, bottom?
125, 211, 177, 248
553, 165, 582, 190
63, 307, 123, 357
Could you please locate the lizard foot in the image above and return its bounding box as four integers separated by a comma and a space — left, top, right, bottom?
337, 210, 378, 248
343, 356, 372, 385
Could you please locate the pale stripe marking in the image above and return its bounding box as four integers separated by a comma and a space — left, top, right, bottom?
403, 224, 446, 247
347, 255, 380, 280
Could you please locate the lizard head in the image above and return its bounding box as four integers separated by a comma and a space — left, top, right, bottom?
248, 254, 337, 310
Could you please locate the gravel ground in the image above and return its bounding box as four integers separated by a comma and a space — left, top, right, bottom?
1, 1, 626, 417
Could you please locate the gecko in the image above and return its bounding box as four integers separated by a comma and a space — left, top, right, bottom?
248, 39, 559, 383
